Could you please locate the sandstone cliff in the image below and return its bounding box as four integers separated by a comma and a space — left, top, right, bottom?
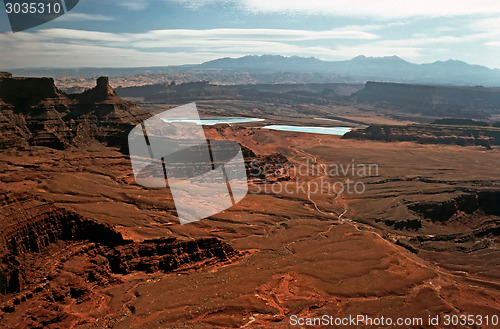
354, 81, 500, 119
343, 124, 500, 147
0, 74, 149, 150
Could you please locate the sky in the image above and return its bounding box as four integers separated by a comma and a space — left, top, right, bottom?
0, 0, 499, 69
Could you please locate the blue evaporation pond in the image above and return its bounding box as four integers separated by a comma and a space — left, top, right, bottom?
263, 125, 351, 136
161, 117, 264, 125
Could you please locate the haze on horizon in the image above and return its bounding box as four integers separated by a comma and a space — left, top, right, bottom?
0, 0, 499, 69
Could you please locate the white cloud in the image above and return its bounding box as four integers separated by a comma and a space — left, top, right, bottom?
469, 17, 500, 31
143, 28, 379, 41
0, 27, 380, 67
174, 0, 500, 19
35, 29, 128, 43
9, 27, 378, 46
170, 0, 224, 9
0, 38, 217, 68
1, 25, 499, 68
379, 34, 492, 47
57, 13, 115, 21
119, 0, 150, 11
0, 27, 381, 67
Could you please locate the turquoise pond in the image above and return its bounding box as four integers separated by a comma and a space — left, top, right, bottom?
161, 117, 264, 125
159, 117, 351, 135
263, 125, 352, 135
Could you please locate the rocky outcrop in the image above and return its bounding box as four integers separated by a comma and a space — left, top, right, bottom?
407, 191, 500, 223
343, 124, 500, 147
0, 192, 125, 294
0, 77, 66, 109
246, 152, 292, 183
0, 74, 149, 150
376, 219, 422, 231
388, 192, 500, 255
75, 77, 116, 103
107, 237, 240, 274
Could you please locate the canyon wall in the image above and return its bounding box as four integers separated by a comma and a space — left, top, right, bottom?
354, 81, 500, 119
344, 124, 500, 147
0, 74, 149, 150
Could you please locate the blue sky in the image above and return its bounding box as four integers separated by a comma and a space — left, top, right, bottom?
1, 0, 499, 69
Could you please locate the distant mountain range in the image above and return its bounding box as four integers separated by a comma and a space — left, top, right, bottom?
7, 55, 500, 86
200, 55, 500, 86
